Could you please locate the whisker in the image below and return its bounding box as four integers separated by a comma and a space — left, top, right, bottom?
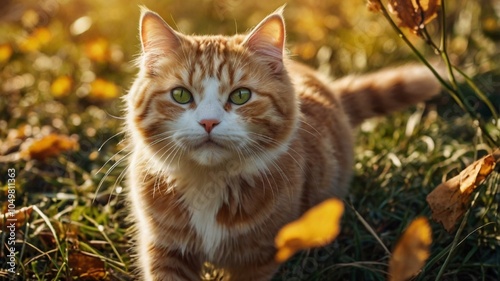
107, 164, 130, 205
98, 130, 126, 152
94, 151, 132, 202
247, 132, 307, 175
297, 119, 322, 140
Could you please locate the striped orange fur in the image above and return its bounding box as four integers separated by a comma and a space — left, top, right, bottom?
124, 7, 441, 281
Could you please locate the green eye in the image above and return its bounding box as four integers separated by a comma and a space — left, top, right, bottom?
171, 87, 193, 104
229, 88, 251, 105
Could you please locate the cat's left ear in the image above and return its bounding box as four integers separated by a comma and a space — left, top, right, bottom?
243, 7, 286, 73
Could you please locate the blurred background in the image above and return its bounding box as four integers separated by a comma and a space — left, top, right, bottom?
2, 0, 499, 161
1, 0, 499, 124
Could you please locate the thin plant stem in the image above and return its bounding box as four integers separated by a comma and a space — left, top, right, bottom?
376, 3, 453, 91
453, 66, 499, 121
375, 0, 498, 146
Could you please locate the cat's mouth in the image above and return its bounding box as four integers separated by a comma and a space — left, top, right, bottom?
194, 138, 224, 149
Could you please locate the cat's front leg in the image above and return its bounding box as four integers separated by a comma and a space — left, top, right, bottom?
138, 243, 202, 281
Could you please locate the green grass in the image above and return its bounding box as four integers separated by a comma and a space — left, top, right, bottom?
1, 0, 499, 280
274, 106, 499, 281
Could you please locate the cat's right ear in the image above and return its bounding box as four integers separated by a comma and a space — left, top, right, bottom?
139, 8, 181, 70
243, 6, 286, 74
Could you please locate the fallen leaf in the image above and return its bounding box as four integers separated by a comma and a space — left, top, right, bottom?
426, 150, 498, 232
0, 206, 33, 228
275, 198, 344, 263
89, 78, 119, 100
0, 43, 13, 63
38, 230, 58, 248
19, 27, 52, 52
85, 38, 109, 62
51, 76, 73, 98
367, 0, 382, 12
69, 251, 107, 280
33, 28, 52, 44
20, 134, 79, 161
388, 0, 442, 34
0, 125, 32, 155
388, 217, 432, 281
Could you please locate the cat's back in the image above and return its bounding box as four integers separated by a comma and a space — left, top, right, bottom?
284, 59, 442, 200
286, 61, 355, 201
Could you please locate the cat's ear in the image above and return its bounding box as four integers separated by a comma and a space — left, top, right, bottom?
243, 8, 286, 73
139, 7, 182, 71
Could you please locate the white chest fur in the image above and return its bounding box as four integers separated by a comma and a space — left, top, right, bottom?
167, 159, 268, 258
180, 176, 230, 259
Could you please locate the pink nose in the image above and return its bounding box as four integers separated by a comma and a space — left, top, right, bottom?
199, 119, 220, 133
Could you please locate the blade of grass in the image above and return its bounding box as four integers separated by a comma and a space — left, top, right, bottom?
347, 202, 391, 256
78, 243, 129, 275
18, 211, 31, 264
23, 246, 59, 266
418, 221, 494, 280
52, 261, 67, 281
82, 213, 126, 267
32, 205, 64, 272
31, 262, 42, 281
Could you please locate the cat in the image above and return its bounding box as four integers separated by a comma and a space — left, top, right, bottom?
124, 6, 441, 281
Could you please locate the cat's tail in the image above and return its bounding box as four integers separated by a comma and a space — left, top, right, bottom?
333, 64, 442, 127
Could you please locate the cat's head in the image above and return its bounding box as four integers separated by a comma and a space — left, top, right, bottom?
126, 7, 298, 170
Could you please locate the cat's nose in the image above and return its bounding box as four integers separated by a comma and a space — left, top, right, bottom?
199, 119, 220, 133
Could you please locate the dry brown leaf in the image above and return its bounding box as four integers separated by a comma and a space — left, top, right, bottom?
426, 150, 498, 232
388, 0, 442, 34
20, 134, 79, 161
38, 230, 58, 248
69, 251, 107, 280
388, 217, 432, 281
367, 0, 383, 12
274, 198, 344, 263
0, 206, 33, 228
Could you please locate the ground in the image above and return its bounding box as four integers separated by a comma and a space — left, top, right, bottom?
0, 0, 499, 280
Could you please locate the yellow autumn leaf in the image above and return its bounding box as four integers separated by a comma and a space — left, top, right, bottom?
19, 27, 52, 52
426, 150, 498, 232
388, 217, 432, 281
18, 37, 39, 52
51, 76, 73, 98
275, 198, 344, 263
20, 134, 79, 161
388, 0, 442, 34
90, 78, 119, 100
33, 28, 52, 44
85, 38, 109, 62
0, 43, 13, 63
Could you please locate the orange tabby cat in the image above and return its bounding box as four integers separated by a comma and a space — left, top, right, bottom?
125, 7, 441, 281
